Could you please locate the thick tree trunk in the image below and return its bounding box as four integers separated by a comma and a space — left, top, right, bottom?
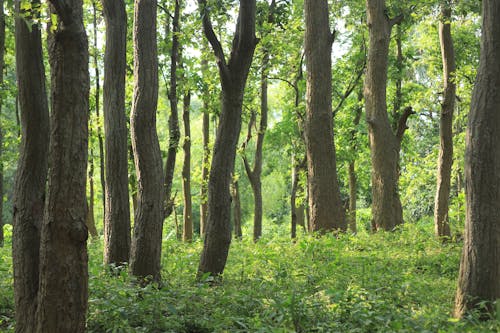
12, 1, 49, 331
182, 91, 193, 242
102, 0, 131, 266
198, 0, 257, 277
230, 176, 242, 240
454, 0, 500, 319
434, 2, 455, 240
365, 0, 405, 231
35, 2, 89, 331
304, 0, 346, 232
129, 0, 163, 282
163, 0, 181, 219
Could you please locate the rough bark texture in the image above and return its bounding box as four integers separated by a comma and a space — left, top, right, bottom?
434, 2, 455, 240
454, 0, 500, 319
86, 157, 98, 238
35, 2, 90, 331
230, 176, 242, 239
12, 1, 49, 331
198, 0, 257, 276
163, 0, 181, 219
304, 0, 346, 233
102, 0, 131, 266
0, 0, 4, 249
129, 0, 163, 282
365, 0, 405, 231
182, 92, 193, 242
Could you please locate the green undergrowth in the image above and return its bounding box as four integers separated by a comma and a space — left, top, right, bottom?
1, 222, 499, 332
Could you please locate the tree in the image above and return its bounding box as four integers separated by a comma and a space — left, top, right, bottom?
182, 91, 193, 242
129, 0, 164, 282
304, 0, 346, 232
12, 1, 50, 330
0, 0, 4, 248
102, 0, 131, 266
434, 0, 455, 239
35, 1, 90, 330
454, 0, 500, 319
364, 0, 412, 231
197, 0, 257, 277
163, 0, 181, 220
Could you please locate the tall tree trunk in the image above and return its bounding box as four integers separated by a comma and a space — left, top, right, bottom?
365, 0, 408, 231
230, 176, 242, 239
92, 0, 106, 218
454, 0, 500, 319
163, 0, 181, 219
129, 0, 163, 282
348, 92, 363, 234
304, 0, 346, 232
182, 91, 193, 242
0, 0, 4, 249
200, 87, 210, 236
12, 1, 49, 331
197, 0, 257, 277
434, 2, 455, 240
35, 2, 90, 331
87, 153, 98, 238
102, 0, 131, 266
291, 155, 306, 239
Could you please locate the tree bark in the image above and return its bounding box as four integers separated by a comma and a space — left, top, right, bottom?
163, 0, 181, 219
86, 155, 98, 238
197, 0, 257, 277
365, 0, 406, 231
454, 0, 500, 319
35, 2, 90, 331
434, 2, 455, 240
304, 0, 346, 233
12, 1, 50, 331
102, 0, 131, 266
291, 155, 306, 239
182, 91, 193, 242
230, 176, 242, 240
129, 0, 163, 282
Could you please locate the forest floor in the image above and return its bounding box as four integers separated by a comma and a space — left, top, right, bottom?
0, 221, 499, 332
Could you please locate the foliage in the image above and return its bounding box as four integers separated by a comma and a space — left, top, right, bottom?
2, 223, 499, 332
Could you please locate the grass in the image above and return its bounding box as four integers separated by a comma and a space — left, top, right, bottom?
0, 221, 499, 332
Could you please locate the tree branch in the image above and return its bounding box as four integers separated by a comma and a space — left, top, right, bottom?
198, 0, 229, 81
333, 59, 366, 116
389, 13, 404, 27
396, 106, 415, 142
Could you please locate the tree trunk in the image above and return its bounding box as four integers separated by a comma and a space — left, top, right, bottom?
348, 93, 363, 234
87, 154, 98, 238
12, 1, 50, 331
163, 0, 181, 219
102, 0, 131, 266
434, 2, 455, 240
92, 0, 106, 221
304, 0, 346, 233
230, 176, 242, 240
182, 91, 193, 242
365, 0, 406, 231
0, 0, 4, 249
129, 0, 163, 282
454, 0, 500, 319
197, 0, 257, 277
200, 90, 210, 236
35, 2, 90, 331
